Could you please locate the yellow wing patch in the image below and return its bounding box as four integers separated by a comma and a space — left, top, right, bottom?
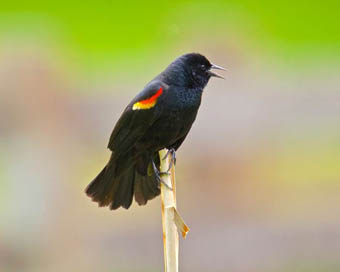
132, 100, 157, 110
132, 87, 163, 110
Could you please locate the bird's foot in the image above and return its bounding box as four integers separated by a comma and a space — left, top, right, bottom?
162, 148, 176, 172
152, 158, 172, 190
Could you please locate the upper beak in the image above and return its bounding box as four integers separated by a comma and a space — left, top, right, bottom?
207, 63, 226, 79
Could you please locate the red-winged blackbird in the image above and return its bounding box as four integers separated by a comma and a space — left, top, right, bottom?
85, 53, 225, 210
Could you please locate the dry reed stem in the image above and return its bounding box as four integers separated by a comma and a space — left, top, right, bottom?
159, 149, 189, 272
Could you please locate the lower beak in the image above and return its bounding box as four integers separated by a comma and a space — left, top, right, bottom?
208, 63, 226, 79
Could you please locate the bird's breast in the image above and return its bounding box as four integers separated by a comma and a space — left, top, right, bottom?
162, 86, 202, 111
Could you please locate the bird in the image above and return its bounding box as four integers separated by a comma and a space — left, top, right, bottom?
85, 53, 225, 210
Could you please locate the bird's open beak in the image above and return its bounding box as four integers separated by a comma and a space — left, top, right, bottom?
208, 63, 226, 79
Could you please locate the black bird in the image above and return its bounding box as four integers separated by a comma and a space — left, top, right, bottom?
85, 53, 225, 210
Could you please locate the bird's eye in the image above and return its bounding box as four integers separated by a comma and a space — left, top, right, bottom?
200, 64, 206, 70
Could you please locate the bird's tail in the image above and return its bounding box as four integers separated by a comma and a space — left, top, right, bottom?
85, 153, 160, 210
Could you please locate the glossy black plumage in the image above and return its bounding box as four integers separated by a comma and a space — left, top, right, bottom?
85, 53, 223, 210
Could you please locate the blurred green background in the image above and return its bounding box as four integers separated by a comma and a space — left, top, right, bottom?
1, 1, 340, 271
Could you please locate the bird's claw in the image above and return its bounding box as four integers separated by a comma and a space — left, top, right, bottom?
152, 158, 173, 190
162, 148, 176, 172
158, 176, 173, 190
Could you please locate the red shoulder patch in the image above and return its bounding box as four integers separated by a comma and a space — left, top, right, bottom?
132, 87, 163, 110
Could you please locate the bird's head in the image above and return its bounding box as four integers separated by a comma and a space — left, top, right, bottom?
162, 53, 225, 88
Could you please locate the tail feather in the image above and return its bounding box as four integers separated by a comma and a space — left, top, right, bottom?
134, 169, 160, 206
85, 152, 161, 210
110, 169, 135, 210
85, 163, 118, 207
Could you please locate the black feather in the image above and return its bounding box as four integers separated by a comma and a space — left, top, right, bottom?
85, 53, 220, 210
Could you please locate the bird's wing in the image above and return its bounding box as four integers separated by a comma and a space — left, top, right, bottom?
108, 80, 168, 155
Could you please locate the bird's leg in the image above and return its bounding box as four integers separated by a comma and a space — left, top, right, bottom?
162, 148, 176, 172
152, 158, 172, 190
